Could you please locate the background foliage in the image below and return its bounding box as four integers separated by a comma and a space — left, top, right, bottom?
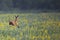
0, 0, 60, 11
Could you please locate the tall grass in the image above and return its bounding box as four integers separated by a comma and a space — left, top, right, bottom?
0, 13, 60, 40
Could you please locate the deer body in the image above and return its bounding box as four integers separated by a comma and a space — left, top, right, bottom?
9, 15, 19, 26
9, 21, 17, 26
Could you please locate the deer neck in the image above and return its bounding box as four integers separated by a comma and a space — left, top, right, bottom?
15, 18, 18, 22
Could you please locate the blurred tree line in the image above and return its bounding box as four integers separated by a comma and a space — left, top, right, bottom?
0, 0, 60, 11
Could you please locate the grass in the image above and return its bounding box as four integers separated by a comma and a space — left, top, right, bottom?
0, 13, 60, 40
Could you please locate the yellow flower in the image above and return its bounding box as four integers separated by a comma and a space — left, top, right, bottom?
6, 36, 12, 40
47, 36, 50, 40
41, 36, 44, 40
0, 23, 4, 27
45, 30, 48, 33
20, 32, 23, 37
12, 37, 16, 40
32, 36, 35, 39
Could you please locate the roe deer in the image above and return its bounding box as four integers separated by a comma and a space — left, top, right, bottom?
9, 15, 19, 27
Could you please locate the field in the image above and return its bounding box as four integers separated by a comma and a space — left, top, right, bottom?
0, 13, 60, 40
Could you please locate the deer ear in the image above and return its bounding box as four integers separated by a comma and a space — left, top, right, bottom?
15, 15, 19, 17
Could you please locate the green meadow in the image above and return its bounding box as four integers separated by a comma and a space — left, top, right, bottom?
0, 13, 60, 40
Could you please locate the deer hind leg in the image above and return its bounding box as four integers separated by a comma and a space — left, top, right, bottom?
9, 22, 14, 26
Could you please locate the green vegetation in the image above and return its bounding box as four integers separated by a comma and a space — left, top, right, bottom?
0, 13, 60, 40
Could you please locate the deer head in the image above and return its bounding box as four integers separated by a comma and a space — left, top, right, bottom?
15, 15, 19, 22
15, 15, 19, 18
